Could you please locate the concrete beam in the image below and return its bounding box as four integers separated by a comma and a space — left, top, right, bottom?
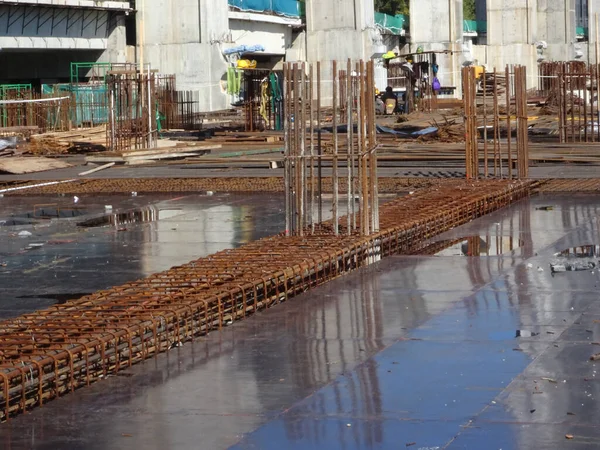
0, 36, 107, 49
0, 0, 131, 10
229, 10, 302, 26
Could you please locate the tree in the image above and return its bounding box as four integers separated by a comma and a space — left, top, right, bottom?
463, 0, 476, 20
374, 0, 409, 16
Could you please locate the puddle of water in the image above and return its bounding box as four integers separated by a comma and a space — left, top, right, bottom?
432, 236, 524, 256
0, 205, 88, 227
78, 205, 159, 228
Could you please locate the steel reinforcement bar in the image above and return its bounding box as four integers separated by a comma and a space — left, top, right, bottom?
2, 177, 440, 196
0, 179, 532, 421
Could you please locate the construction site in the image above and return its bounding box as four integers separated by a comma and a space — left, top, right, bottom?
1, 0, 600, 449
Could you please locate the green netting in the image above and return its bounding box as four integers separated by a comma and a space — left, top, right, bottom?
228, 0, 303, 17
464, 20, 487, 33
48, 84, 109, 127
375, 12, 407, 35
577, 26, 588, 37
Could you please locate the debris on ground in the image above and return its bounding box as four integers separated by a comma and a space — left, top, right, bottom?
417, 117, 464, 143
541, 377, 557, 383
589, 352, 600, 361
0, 136, 18, 151
516, 330, 539, 337
565, 434, 574, 440
550, 260, 596, 273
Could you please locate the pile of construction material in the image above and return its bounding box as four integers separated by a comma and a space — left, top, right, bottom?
28, 126, 107, 155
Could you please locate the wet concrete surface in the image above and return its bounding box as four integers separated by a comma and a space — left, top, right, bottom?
0, 193, 286, 319
2, 194, 600, 448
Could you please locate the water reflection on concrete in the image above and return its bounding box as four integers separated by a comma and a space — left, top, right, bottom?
0, 193, 286, 319
2, 195, 600, 449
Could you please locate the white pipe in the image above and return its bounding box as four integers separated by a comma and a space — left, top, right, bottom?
0, 179, 77, 194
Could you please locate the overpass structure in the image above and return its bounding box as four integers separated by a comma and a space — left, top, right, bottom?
0, 0, 129, 84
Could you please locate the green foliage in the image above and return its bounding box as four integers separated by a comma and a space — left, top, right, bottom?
463, 0, 476, 20
374, 0, 409, 16
375, 0, 476, 19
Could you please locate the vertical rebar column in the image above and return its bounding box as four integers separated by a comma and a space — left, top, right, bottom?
367, 60, 379, 233
317, 62, 323, 225
293, 63, 300, 233
299, 63, 306, 235
348, 60, 356, 232
359, 60, 369, 236
505, 65, 512, 179
309, 63, 315, 234
356, 62, 363, 235
332, 60, 339, 236
463, 67, 478, 180
570, 70, 575, 143
522, 65, 529, 178
283, 63, 291, 236
346, 59, 353, 235
584, 69, 589, 143
514, 65, 529, 179
493, 68, 500, 178
483, 66, 488, 177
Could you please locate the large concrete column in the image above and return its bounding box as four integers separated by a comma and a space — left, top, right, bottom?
588, 0, 600, 63
138, 0, 229, 111
536, 0, 576, 61
409, 0, 463, 92
305, 0, 376, 62
484, 0, 538, 86
99, 14, 127, 64
303, 0, 378, 103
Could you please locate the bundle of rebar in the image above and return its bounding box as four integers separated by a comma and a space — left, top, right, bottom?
462, 64, 529, 179
107, 70, 157, 152
283, 59, 379, 237
0, 179, 533, 422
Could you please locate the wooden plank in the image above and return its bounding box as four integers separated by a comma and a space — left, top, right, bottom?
78, 162, 116, 176
120, 144, 221, 158
0, 157, 72, 174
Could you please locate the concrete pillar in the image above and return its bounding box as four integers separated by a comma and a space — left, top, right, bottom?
199, 0, 229, 43
484, 0, 539, 86
99, 14, 127, 64
487, 0, 535, 46
304, 0, 376, 62
535, 0, 577, 61
303, 0, 377, 104
409, 0, 463, 93
137, 0, 229, 111
588, 0, 600, 62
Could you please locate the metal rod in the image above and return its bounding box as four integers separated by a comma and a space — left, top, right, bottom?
317, 61, 323, 225
346, 59, 352, 235
332, 60, 339, 236
283, 63, 291, 235
309, 63, 315, 234
483, 66, 488, 177
506, 65, 512, 179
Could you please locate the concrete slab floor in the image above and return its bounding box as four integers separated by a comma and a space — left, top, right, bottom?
2, 194, 600, 449
0, 193, 286, 319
